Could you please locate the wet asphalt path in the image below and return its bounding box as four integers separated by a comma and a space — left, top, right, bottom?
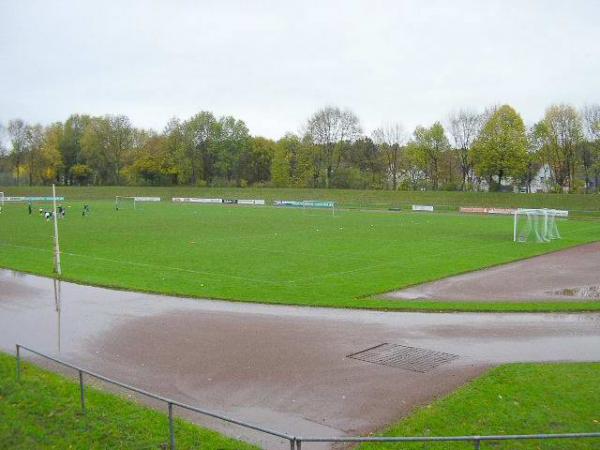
1, 269, 599, 449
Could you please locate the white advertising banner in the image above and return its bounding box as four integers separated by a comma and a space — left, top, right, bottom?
238, 199, 265, 205
172, 198, 222, 203
412, 205, 434, 212
133, 197, 161, 202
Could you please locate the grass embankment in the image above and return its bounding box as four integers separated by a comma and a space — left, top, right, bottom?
359, 363, 600, 450
1, 197, 600, 312
0, 352, 256, 449
3, 185, 600, 212
3, 353, 598, 449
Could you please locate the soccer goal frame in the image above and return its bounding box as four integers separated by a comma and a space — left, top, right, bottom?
115, 196, 161, 210
513, 208, 561, 243
0, 192, 4, 208
115, 196, 137, 210
302, 200, 336, 216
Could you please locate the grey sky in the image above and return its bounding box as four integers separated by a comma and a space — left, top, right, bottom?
1, 0, 599, 139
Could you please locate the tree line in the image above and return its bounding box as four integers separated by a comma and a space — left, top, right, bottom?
1, 103, 599, 192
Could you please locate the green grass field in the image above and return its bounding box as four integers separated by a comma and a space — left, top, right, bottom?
0, 352, 256, 449
359, 363, 600, 449
1, 189, 600, 311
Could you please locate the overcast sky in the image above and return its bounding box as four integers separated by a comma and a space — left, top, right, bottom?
1, 0, 599, 139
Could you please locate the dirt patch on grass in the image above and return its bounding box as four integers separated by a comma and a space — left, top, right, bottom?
383, 242, 600, 302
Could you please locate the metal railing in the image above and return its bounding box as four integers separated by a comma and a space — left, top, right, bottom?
16, 344, 296, 450
15, 344, 600, 449
294, 433, 600, 449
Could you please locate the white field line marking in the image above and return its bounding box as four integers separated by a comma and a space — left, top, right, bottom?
288, 239, 524, 284
291, 227, 600, 284
230, 243, 367, 263
0, 242, 284, 286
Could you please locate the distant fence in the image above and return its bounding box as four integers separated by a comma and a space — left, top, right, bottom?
293, 433, 600, 449
15, 345, 600, 449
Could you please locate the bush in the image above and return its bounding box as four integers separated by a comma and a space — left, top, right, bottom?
441, 181, 460, 191
331, 167, 369, 189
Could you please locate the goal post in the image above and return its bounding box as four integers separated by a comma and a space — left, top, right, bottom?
302, 200, 336, 216
0, 192, 4, 208
115, 196, 161, 210
115, 196, 137, 210
514, 208, 562, 243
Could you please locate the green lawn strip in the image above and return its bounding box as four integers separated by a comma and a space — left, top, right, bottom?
358, 363, 600, 450
0, 352, 257, 450
2, 185, 600, 212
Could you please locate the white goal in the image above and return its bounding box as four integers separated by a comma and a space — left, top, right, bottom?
302, 200, 336, 216
513, 208, 562, 243
115, 196, 136, 210
115, 196, 161, 210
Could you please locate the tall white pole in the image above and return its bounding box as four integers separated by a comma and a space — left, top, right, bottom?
52, 184, 62, 276
513, 210, 518, 242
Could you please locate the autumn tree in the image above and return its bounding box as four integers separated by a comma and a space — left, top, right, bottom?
178, 112, 214, 184
448, 110, 481, 190
127, 134, 178, 185
24, 124, 45, 185
81, 115, 133, 184
7, 119, 29, 184
271, 142, 291, 187
345, 137, 384, 188
272, 133, 309, 187
413, 122, 450, 190
304, 106, 362, 188
60, 114, 91, 184
471, 105, 528, 190
241, 137, 275, 185
582, 104, 600, 192
372, 123, 405, 190
535, 104, 583, 191
216, 116, 250, 185
39, 123, 64, 184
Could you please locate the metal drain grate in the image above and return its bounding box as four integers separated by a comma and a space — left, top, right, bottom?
347, 343, 459, 373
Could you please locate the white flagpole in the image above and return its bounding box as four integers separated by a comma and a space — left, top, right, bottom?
52, 184, 62, 275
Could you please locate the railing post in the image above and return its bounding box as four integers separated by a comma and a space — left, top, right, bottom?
474, 438, 481, 449
296, 438, 301, 450
168, 402, 176, 450
78, 370, 86, 415
16, 345, 21, 381
289, 437, 295, 450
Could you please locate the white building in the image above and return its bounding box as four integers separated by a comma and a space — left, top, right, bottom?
527, 164, 553, 193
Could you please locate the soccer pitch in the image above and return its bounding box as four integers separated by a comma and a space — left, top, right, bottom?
1, 200, 600, 310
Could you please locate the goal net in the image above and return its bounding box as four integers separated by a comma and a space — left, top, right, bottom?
115, 196, 161, 210
302, 200, 336, 216
115, 196, 137, 210
513, 208, 561, 243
